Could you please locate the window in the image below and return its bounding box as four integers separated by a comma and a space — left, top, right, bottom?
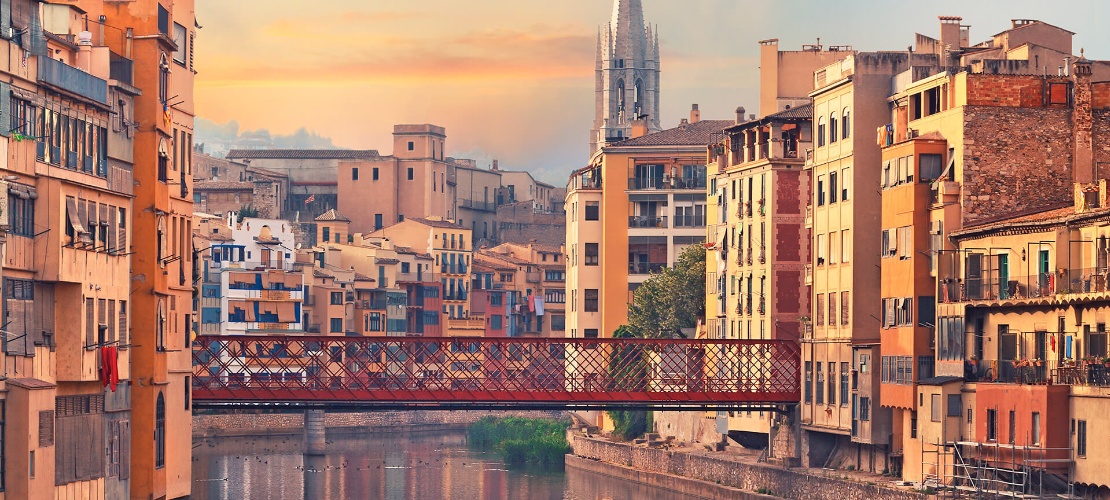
815, 294, 824, 325
841, 291, 849, 325
829, 171, 838, 203
804, 361, 812, 403
352, 168, 359, 180
829, 113, 838, 144
372, 167, 379, 180
172, 23, 187, 65
817, 175, 825, 206
407, 167, 414, 180
841, 230, 850, 263
827, 362, 837, 406
552, 314, 565, 331
155, 392, 165, 468
840, 362, 849, 406
986, 409, 998, 441
1009, 410, 1016, 444
490, 315, 502, 330
1032, 412, 1041, 446
407, 141, 414, 151
330, 292, 343, 305
815, 362, 824, 404
374, 214, 383, 230
322, 227, 330, 243
9, 194, 34, 237
584, 289, 599, 312
841, 168, 850, 201
859, 397, 871, 421
585, 201, 599, 221
585, 243, 599, 266
330, 318, 343, 333
817, 117, 826, 147
1077, 419, 1087, 457
842, 108, 851, 139
816, 234, 826, 265
931, 394, 942, 422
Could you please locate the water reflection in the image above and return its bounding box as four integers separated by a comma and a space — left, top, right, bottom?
193, 431, 691, 500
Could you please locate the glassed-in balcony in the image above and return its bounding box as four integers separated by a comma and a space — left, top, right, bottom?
39, 57, 108, 105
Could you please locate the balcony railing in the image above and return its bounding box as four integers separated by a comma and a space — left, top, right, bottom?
629, 215, 667, 228
627, 177, 707, 191
109, 52, 134, 86
629, 262, 666, 275
956, 273, 1055, 302
39, 57, 108, 105
526, 272, 540, 283
459, 199, 496, 212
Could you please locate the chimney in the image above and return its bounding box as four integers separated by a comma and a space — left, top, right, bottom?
76, 30, 93, 72
690, 104, 701, 124
1073, 51, 1094, 184
492, 159, 499, 171
735, 106, 746, 124
631, 118, 649, 138
938, 16, 963, 63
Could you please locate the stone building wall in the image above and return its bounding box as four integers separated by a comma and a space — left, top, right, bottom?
570, 435, 924, 500
961, 106, 1073, 224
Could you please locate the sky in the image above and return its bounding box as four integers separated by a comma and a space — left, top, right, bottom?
194, 0, 1110, 184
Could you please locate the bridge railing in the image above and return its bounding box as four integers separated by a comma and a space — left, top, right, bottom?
191, 335, 800, 409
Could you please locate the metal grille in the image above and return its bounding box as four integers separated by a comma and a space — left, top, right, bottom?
192, 335, 800, 410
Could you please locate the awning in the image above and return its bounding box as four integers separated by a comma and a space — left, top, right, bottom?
228, 300, 256, 321
276, 302, 298, 323
66, 197, 88, 234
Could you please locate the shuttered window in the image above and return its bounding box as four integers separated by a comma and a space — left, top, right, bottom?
54, 395, 106, 485
85, 298, 95, 349
118, 300, 128, 348
3, 278, 35, 356
38, 410, 54, 447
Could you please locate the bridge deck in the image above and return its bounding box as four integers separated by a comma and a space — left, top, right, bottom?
192, 335, 800, 411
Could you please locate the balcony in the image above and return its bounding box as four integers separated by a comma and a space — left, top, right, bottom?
627, 177, 707, 191
38, 57, 108, 105
354, 299, 388, 310
109, 52, 134, 86
950, 269, 1110, 303
459, 199, 496, 212
628, 262, 666, 275
629, 215, 667, 228
526, 272, 540, 283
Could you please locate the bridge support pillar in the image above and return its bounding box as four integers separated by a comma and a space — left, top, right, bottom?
304, 410, 326, 455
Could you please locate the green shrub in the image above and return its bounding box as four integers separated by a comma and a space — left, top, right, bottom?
466, 416, 570, 468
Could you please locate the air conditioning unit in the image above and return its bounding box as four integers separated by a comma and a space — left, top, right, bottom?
0, 27, 15, 40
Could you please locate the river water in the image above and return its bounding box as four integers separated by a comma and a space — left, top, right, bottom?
192, 431, 690, 500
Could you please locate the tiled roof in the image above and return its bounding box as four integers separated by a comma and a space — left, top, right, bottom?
354, 273, 375, 282
478, 251, 531, 266
375, 257, 400, 265
950, 203, 1079, 239
765, 103, 813, 121
611, 120, 733, 147
195, 180, 253, 191
314, 209, 351, 222
226, 149, 380, 160
409, 217, 463, 229
393, 246, 434, 260
312, 270, 333, 279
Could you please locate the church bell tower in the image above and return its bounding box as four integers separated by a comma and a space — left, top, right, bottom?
590, 0, 661, 155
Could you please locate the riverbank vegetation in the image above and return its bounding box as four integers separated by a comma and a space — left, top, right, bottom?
467, 416, 571, 467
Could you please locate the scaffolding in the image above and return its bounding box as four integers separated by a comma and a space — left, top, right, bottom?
921, 441, 1076, 499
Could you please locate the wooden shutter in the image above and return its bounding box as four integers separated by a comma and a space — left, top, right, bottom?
119, 301, 127, 348
34, 282, 53, 349
38, 410, 54, 447
107, 300, 116, 343
107, 206, 117, 252
118, 208, 127, 254
119, 420, 130, 480
85, 297, 95, 349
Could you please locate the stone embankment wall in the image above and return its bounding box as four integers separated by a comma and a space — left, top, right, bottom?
569, 435, 924, 500
194, 410, 565, 437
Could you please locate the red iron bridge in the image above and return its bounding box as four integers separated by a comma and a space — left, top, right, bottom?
191, 335, 800, 411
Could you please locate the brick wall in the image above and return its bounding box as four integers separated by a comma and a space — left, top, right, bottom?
194, 409, 565, 437
571, 435, 924, 500
961, 106, 1074, 224
964, 74, 1058, 108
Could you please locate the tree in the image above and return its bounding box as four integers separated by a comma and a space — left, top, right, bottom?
607, 245, 706, 439
626, 244, 706, 338
236, 204, 259, 222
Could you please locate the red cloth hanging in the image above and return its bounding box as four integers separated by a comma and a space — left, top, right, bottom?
107, 346, 119, 392
99, 347, 108, 388
527, 295, 535, 312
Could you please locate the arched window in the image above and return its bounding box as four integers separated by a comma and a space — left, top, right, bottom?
634, 79, 644, 115
842, 107, 851, 139
615, 79, 625, 113
817, 117, 826, 147
155, 391, 166, 469
829, 112, 838, 144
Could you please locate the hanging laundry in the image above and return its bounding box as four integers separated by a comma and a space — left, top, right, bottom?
107, 346, 119, 392
527, 295, 535, 313
534, 296, 545, 316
